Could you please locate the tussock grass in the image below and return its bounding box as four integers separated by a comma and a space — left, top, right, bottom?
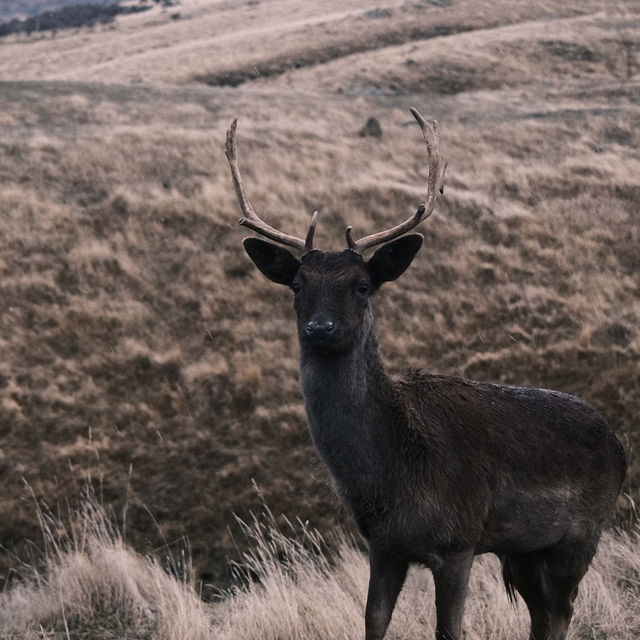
1, 495, 639, 639
0, 0, 638, 601
216, 520, 640, 639
0, 491, 211, 640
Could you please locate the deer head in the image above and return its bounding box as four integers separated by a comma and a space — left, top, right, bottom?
225, 109, 446, 354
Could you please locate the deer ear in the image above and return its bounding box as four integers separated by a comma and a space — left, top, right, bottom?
243, 237, 301, 286
366, 234, 423, 289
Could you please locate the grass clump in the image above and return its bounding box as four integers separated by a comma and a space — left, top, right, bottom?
0, 490, 211, 640
215, 523, 640, 639
1, 492, 639, 638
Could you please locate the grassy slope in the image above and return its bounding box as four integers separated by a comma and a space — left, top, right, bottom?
0, 0, 638, 602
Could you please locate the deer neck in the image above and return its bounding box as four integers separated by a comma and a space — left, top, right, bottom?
299, 308, 387, 412
298, 308, 396, 501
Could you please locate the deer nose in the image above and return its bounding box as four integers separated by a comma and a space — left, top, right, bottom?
305, 319, 335, 337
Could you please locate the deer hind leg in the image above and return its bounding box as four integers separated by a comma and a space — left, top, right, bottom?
432, 550, 474, 640
502, 551, 553, 640
365, 548, 409, 640
502, 535, 597, 640
544, 534, 598, 640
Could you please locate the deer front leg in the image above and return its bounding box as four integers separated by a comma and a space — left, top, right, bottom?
365, 548, 409, 640
432, 550, 474, 640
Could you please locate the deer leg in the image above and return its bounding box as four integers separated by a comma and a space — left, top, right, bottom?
502, 551, 552, 640
545, 535, 597, 640
548, 584, 579, 640
502, 536, 594, 640
432, 549, 474, 640
365, 548, 409, 640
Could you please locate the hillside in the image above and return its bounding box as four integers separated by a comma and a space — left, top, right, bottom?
0, 0, 135, 22
0, 0, 638, 599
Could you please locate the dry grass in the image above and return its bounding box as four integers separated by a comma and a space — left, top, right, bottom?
0, 0, 638, 613
1, 494, 639, 639
216, 523, 640, 640
0, 0, 614, 85
0, 491, 212, 639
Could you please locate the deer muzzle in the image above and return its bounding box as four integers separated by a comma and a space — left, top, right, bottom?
305, 319, 336, 339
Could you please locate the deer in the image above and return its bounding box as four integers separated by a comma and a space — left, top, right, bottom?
224, 109, 626, 640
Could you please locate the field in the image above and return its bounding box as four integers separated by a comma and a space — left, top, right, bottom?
1, 494, 639, 638
0, 0, 639, 636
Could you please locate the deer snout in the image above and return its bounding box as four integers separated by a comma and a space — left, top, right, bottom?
305, 319, 336, 338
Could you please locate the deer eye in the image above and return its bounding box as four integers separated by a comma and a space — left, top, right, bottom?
356, 283, 370, 295
291, 282, 302, 295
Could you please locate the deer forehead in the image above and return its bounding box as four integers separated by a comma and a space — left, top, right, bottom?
299, 249, 369, 284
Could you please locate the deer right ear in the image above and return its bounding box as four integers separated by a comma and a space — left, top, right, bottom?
243, 237, 301, 286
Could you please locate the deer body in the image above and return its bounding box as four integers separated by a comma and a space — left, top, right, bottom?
303, 351, 622, 557
226, 112, 626, 640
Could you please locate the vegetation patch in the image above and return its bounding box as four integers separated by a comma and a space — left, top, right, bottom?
195, 24, 472, 88
0, 0, 638, 616
1, 493, 639, 639
0, 3, 150, 38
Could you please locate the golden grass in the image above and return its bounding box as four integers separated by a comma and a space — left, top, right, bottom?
1, 75, 638, 584
1, 494, 639, 639
218, 527, 640, 639
0, 492, 212, 640
0, 0, 638, 603
0, 0, 613, 85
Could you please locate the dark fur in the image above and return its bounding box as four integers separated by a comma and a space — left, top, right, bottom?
243, 236, 626, 640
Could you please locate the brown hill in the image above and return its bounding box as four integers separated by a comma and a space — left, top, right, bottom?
0, 0, 638, 587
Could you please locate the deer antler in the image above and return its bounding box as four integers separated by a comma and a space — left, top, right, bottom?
225, 117, 317, 252
345, 108, 447, 253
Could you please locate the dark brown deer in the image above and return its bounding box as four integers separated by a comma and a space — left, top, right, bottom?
225, 109, 626, 640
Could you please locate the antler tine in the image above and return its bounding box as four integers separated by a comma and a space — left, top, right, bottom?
225, 117, 309, 252
305, 211, 319, 252
346, 108, 447, 253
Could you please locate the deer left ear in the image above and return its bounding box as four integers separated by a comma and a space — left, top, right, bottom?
366, 234, 423, 289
